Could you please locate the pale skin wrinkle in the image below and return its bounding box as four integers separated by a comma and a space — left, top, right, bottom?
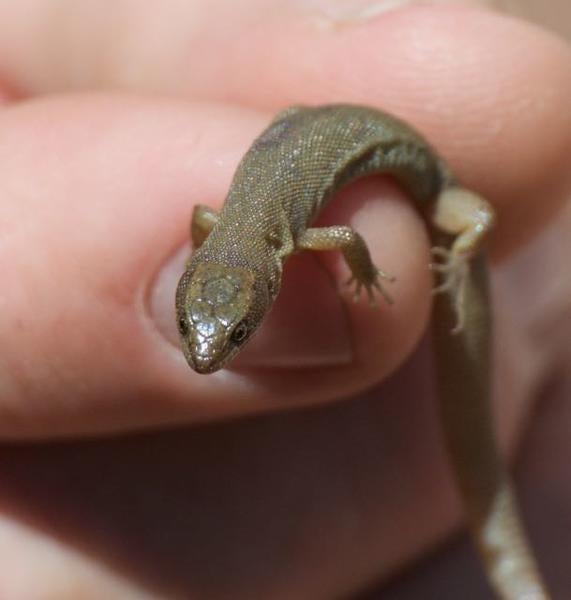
176, 104, 550, 599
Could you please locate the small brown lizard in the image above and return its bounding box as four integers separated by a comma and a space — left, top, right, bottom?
175, 104, 549, 599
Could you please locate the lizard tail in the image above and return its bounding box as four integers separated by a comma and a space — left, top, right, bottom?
431, 251, 550, 599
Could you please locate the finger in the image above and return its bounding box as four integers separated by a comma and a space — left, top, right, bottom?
0, 5, 570, 257
0, 322, 560, 599
0, 95, 430, 438
377, 368, 571, 599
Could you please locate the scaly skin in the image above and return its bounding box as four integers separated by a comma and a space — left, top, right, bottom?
175, 104, 549, 599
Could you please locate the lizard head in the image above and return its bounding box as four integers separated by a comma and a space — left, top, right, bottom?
175, 262, 270, 374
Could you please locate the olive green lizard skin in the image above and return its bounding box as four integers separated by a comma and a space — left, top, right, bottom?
175, 104, 549, 599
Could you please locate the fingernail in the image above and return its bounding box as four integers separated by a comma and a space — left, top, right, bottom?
302, 0, 489, 27
301, 0, 415, 26
149, 246, 353, 370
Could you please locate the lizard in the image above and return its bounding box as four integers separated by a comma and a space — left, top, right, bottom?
175, 104, 549, 599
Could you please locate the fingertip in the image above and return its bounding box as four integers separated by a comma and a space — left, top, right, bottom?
327, 177, 433, 379
151, 177, 432, 382
212, 3, 571, 258
0, 96, 433, 437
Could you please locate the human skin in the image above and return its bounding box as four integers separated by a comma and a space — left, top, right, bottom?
0, 2, 571, 598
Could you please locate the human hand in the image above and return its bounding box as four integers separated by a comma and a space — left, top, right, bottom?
1, 2, 570, 598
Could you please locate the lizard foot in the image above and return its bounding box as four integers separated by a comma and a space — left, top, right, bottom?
430, 246, 469, 333
345, 268, 395, 307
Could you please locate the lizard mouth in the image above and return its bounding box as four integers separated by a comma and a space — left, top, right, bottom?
189, 351, 221, 374
185, 344, 223, 374
184, 334, 238, 374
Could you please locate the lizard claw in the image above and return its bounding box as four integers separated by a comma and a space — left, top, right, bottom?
430, 246, 468, 333
345, 268, 395, 307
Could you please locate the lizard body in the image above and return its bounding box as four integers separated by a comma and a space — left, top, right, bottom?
175, 104, 548, 598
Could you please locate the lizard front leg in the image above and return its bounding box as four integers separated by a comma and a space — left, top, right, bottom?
191, 204, 219, 249
296, 225, 395, 305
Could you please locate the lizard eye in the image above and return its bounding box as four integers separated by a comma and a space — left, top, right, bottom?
230, 321, 248, 345
178, 316, 189, 336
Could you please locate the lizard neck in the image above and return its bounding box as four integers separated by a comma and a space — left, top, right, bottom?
192, 229, 283, 304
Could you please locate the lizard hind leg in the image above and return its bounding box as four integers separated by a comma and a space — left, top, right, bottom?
431, 186, 550, 598
430, 186, 496, 332
430, 245, 469, 333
